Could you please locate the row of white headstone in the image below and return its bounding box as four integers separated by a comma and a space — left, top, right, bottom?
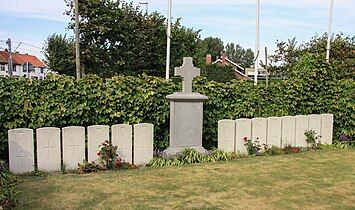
8, 123, 154, 173
218, 114, 333, 154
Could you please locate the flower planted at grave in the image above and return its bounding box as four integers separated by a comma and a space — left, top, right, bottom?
97, 140, 118, 170
244, 137, 262, 156
95, 140, 139, 171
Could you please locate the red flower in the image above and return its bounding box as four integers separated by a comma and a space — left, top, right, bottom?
97, 151, 101, 156
243, 136, 248, 141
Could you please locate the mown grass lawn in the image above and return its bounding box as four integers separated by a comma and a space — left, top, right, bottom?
16, 149, 355, 209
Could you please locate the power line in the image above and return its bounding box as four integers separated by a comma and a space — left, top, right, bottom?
0, 39, 42, 50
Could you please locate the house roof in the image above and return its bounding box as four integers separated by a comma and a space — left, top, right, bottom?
0, 53, 7, 63
212, 57, 248, 78
0, 51, 46, 67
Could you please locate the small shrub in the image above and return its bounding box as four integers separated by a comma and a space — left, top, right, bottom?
304, 130, 322, 149
179, 148, 204, 164
282, 145, 301, 154
60, 163, 68, 174
149, 148, 239, 168
0, 160, 18, 208
114, 158, 138, 170
244, 137, 263, 156
263, 145, 284, 156
77, 160, 102, 174
97, 140, 118, 170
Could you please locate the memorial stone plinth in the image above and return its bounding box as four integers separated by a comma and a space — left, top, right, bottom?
165, 57, 208, 155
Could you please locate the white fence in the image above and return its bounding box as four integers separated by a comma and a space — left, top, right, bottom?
218, 114, 333, 153
8, 123, 154, 173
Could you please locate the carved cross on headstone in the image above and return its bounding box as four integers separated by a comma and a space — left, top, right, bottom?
174, 57, 200, 93
68, 139, 80, 156
44, 141, 54, 157
16, 151, 27, 166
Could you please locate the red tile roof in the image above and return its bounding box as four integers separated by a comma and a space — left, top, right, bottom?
0, 51, 46, 68
0, 53, 6, 63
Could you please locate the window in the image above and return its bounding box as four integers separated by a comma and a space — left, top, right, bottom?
0, 64, 5, 71
23, 63, 27, 72
40, 68, 44, 74
13, 65, 16, 72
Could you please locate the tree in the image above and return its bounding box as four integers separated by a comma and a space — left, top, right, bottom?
195, 37, 224, 66
269, 33, 355, 79
225, 43, 254, 68
170, 18, 201, 69
268, 37, 299, 77
44, 34, 76, 76
65, 0, 200, 77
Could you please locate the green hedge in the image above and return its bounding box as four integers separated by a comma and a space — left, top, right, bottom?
0, 56, 354, 159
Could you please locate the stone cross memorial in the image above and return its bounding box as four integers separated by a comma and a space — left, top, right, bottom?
165, 57, 208, 155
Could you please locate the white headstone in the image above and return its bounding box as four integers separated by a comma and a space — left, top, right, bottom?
88, 125, 110, 162
111, 124, 132, 164
218, 120, 235, 152
133, 123, 153, 165
36, 127, 61, 171
251, 118, 267, 145
295, 115, 309, 147
267, 117, 281, 147
321, 114, 334, 145
308, 114, 322, 137
281, 116, 296, 147
62, 126, 85, 169
8, 129, 34, 173
235, 119, 252, 154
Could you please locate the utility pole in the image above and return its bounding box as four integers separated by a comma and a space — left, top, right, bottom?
165, 0, 172, 80
265, 47, 269, 86
326, 0, 334, 62
6, 38, 13, 77
254, 0, 260, 85
74, 0, 81, 79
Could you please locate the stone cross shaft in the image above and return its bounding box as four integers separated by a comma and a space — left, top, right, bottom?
174, 57, 200, 93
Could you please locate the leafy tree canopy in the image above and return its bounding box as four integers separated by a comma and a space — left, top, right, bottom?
195, 37, 224, 66
269, 33, 355, 79
64, 0, 200, 77
225, 43, 254, 68
44, 34, 76, 76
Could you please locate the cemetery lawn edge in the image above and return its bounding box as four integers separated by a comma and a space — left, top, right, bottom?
16, 149, 355, 209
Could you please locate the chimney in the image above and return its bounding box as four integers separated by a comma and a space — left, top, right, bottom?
221, 51, 226, 67
205, 54, 212, 65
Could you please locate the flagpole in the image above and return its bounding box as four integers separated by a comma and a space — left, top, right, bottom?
254, 0, 260, 84
326, 0, 334, 62
165, 0, 172, 80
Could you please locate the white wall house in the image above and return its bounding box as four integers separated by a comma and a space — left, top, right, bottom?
0, 51, 47, 79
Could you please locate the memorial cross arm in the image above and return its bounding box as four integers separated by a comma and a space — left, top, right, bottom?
174, 57, 200, 93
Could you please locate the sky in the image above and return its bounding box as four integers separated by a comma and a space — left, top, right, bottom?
0, 0, 354, 60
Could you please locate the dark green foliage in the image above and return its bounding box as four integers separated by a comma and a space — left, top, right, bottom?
77, 160, 101, 174
243, 137, 263, 156
263, 145, 284, 156
200, 64, 236, 83
304, 130, 321, 149
149, 148, 237, 168
195, 37, 224, 66
65, 0, 200, 77
225, 43, 255, 68
97, 140, 118, 170
0, 54, 353, 159
282, 145, 301, 154
0, 160, 17, 208
269, 33, 355, 79
44, 34, 76, 76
